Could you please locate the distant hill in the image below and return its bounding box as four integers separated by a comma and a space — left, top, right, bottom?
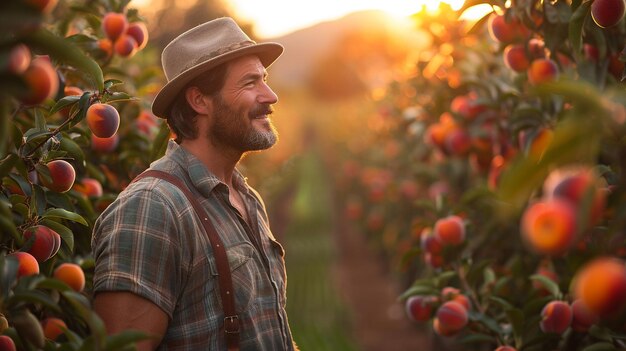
267, 10, 431, 92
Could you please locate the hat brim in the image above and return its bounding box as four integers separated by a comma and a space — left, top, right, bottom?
151, 42, 284, 118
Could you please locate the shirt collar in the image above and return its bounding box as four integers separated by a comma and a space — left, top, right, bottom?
163, 140, 248, 198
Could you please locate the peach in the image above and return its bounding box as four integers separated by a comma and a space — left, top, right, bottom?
434, 215, 465, 246
434, 301, 468, 336
86, 103, 120, 138
114, 34, 138, 58
573, 257, 626, 316
488, 14, 530, 43
495, 347, 517, 351
405, 295, 438, 322
584, 44, 600, 61
528, 58, 559, 85
540, 301, 572, 334
545, 167, 607, 226
421, 229, 443, 254
18, 56, 59, 105
91, 134, 119, 153
532, 262, 559, 295
441, 287, 471, 311
9, 252, 40, 277
0, 314, 8, 333
487, 155, 505, 190
42, 160, 76, 193
504, 44, 530, 72
571, 299, 599, 332
528, 38, 547, 59
450, 93, 487, 121
2, 44, 31, 75
53, 263, 85, 292
22, 225, 61, 262
126, 22, 149, 50
591, 0, 626, 28
41, 317, 66, 340
102, 12, 128, 41
444, 129, 472, 156
0, 335, 16, 351
98, 38, 113, 58
72, 177, 103, 197
424, 252, 444, 269
521, 199, 577, 256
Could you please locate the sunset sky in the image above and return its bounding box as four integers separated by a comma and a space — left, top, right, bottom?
227, 0, 490, 38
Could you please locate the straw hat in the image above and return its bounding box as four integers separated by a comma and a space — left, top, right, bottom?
151, 17, 284, 118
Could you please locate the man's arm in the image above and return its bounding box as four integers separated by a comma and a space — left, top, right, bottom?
93, 291, 169, 351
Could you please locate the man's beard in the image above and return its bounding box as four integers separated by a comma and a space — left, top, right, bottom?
208, 94, 278, 152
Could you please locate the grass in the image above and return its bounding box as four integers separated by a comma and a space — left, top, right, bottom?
281, 150, 358, 351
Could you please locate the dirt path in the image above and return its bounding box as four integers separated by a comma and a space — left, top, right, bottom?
333, 219, 432, 351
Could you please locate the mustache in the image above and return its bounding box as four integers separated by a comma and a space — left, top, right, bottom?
250, 104, 274, 117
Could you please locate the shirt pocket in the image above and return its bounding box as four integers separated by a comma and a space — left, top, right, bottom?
209, 242, 257, 312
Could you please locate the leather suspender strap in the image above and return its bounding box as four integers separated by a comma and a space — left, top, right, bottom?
133, 170, 240, 350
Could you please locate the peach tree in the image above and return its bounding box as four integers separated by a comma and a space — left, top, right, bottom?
0, 0, 168, 349
335, 1, 626, 350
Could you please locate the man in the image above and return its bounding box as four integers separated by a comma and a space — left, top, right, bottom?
91, 17, 296, 350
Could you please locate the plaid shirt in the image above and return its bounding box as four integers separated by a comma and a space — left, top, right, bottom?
92, 141, 295, 350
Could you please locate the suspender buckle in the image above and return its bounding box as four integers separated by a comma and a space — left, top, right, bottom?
224, 315, 240, 334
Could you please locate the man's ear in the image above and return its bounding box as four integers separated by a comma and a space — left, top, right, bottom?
185, 86, 212, 115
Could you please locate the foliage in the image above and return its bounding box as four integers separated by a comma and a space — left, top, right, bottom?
0, 0, 168, 348
334, 1, 626, 350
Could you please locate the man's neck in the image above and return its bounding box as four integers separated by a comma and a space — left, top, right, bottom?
179, 137, 242, 189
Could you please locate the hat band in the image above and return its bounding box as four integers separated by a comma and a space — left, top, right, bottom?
179, 40, 257, 75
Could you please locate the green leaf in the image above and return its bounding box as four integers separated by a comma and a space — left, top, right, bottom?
103, 91, 135, 103
0, 153, 18, 178
35, 277, 72, 292
398, 284, 439, 300
569, 1, 590, 55
489, 295, 514, 310
468, 310, 503, 334
49, 95, 81, 115
529, 274, 561, 298
42, 208, 88, 226
6, 289, 62, 312
150, 122, 171, 162
41, 219, 75, 253
506, 308, 524, 341
589, 325, 613, 342
457, 333, 495, 345
23, 29, 104, 92
104, 79, 124, 90
34, 109, 47, 131
1, 254, 20, 298
457, 0, 501, 17
62, 291, 106, 348
59, 135, 85, 165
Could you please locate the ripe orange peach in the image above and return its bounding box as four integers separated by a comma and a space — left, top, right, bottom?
571, 299, 599, 332
609, 53, 625, 79
91, 134, 119, 153
41, 317, 66, 340
126, 22, 149, 50
9, 252, 40, 277
42, 160, 76, 193
3, 44, 31, 75
434, 301, 468, 336
487, 155, 505, 190
424, 252, 444, 269
22, 225, 61, 262
405, 295, 439, 322
86, 103, 120, 138
444, 129, 472, 156
0, 335, 16, 351
434, 215, 465, 246
18, 56, 59, 105
540, 300, 572, 334
441, 287, 471, 311
573, 257, 626, 316
421, 229, 443, 254
584, 44, 600, 61
544, 167, 607, 226
98, 38, 113, 58
504, 44, 530, 72
72, 177, 103, 197
591, 0, 626, 28
102, 12, 128, 41
450, 93, 487, 121
114, 34, 138, 58
487, 14, 530, 43
528, 58, 559, 85
53, 263, 85, 292
521, 199, 577, 256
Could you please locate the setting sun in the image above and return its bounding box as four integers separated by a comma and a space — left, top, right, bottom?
227, 0, 492, 38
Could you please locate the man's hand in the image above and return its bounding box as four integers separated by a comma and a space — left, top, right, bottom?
93, 291, 169, 351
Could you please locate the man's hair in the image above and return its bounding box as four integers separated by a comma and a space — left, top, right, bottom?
167, 62, 229, 143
